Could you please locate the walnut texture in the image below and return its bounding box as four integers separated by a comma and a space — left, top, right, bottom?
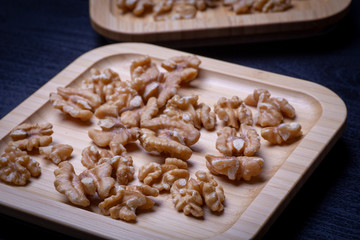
100, 155, 135, 185
50, 87, 101, 121
216, 125, 260, 156
154, 0, 220, 20
39, 144, 73, 165
0, 145, 41, 185
244, 89, 296, 127
98, 184, 159, 222
261, 122, 302, 144
205, 154, 264, 181
141, 116, 200, 147
81, 146, 135, 185
195, 170, 225, 212
139, 128, 193, 160
79, 163, 115, 199
82, 68, 121, 103
88, 117, 140, 155
54, 161, 90, 207
10, 122, 53, 151
54, 161, 116, 206
214, 96, 253, 129
157, 55, 201, 107
117, 0, 154, 16
130, 55, 163, 101
224, 0, 291, 14
170, 178, 204, 217
138, 158, 189, 191
163, 95, 216, 130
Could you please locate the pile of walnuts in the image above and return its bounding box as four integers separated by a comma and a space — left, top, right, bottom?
0, 54, 302, 222
116, 0, 292, 21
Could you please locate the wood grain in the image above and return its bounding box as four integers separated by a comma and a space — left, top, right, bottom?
89, 0, 351, 43
0, 43, 346, 239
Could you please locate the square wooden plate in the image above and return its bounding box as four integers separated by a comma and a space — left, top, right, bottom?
0, 43, 346, 239
90, 0, 351, 44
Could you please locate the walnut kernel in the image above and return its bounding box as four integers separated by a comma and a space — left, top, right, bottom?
205, 154, 264, 181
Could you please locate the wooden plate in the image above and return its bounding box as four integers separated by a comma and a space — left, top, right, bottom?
0, 43, 346, 239
90, 0, 351, 44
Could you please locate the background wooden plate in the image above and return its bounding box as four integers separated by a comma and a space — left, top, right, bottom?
90, 0, 351, 45
0, 43, 346, 239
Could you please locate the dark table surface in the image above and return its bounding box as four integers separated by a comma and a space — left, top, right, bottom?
0, 1, 359, 239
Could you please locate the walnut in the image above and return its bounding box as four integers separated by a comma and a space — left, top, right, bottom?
98, 184, 159, 222
50, 87, 101, 121
205, 154, 264, 181
0, 145, 41, 185
140, 97, 159, 124
153, 0, 174, 20
261, 122, 302, 144
170, 178, 203, 217
254, 0, 292, 12
232, 0, 254, 14
117, 0, 154, 16
141, 116, 200, 147
81, 145, 102, 169
216, 125, 260, 157
100, 155, 135, 185
95, 86, 143, 120
157, 55, 201, 107
240, 124, 261, 156
224, 0, 291, 14
120, 108, 143, 128
244, 89, 270, 107
39, 144, 73, 165
10, 122, 53, 151
130, 55, 163, 101
156, 72, 182, 108
171, 3, 197, 20
244, 89, 295, 127
79, 163, 115, 199
139, 128, 193, 160
195, 170, 225, 212
257, 99, 283, 127
54, 161, 90, 207
214, 96, 253, 129
188, 0, 220, 10
163, 95, 199, 127
82, 68, 121, 103
161, 55, 201, 82
196, 102, 217, 130
138, 158, 189, 191
81, 146, 135, 185
88, 117, 140, 155
163, 95, 216, 130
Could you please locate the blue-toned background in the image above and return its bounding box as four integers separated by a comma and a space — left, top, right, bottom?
0, 1, 359, 239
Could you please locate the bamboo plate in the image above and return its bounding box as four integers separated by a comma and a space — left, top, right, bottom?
0, 43, 346, 239
90, 0, 351, 44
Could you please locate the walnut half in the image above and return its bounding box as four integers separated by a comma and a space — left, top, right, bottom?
216, 125, 260, 157
205, 154, 264, 181
39, 144, 73, 165
50, 87, 101, 121
0, 145, 41, 185
195, 170, 225, 212
261, 122, 302, 144
10, 122, 53, 151
214, 96, 253, 129
138, 158, 189, 191
170, 178, 204, 217
99, 184, 159, 222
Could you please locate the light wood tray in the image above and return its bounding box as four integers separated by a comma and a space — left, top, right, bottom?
0, 43, 346, 239
90, 0, 351, 44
